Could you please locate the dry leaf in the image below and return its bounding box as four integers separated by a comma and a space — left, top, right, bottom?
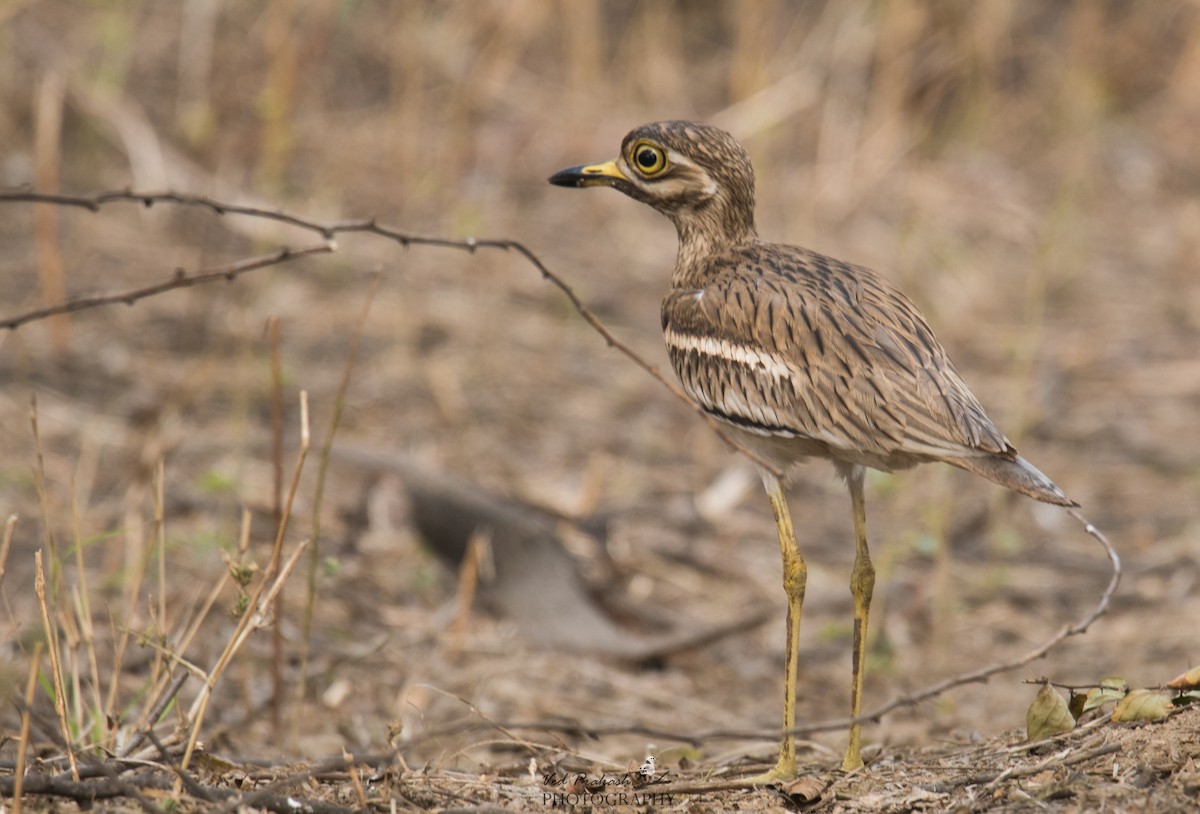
1112, 689, 1173, 723
1027, 683, 1076, 741
1167, 666, 1200, 690
1083, 676, 1129, 713
782, 776, 824, 805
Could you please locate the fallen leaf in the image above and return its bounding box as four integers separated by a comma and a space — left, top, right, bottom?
1027, 683, 1075, 741
1112, 689, 1173, 723
1083, 676, 1129, 713
782, 776, 824, 805
1167, 666, 1200, 690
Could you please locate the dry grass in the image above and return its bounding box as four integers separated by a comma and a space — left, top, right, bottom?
2, 1, 1199, 811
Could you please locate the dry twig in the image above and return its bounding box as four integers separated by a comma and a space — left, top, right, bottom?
0, 770, 172, 812
922, 734, 1121, 793
0, 240, 335, 330
207, 750, 396, 814
0, 189, 781, 476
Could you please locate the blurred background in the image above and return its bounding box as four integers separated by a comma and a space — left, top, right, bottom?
1, 0, 1198, 774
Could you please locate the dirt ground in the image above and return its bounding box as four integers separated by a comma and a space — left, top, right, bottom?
2, 2, 1199, 812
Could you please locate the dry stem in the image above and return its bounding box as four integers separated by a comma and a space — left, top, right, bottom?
0, 239, 335, 330
181, 392, 311, 770
299, 272, 381, 698
0, 513, 16, 594
35, 550, 80, 779
14, 642, 44, 814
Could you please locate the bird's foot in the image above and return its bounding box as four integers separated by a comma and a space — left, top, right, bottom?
743, 754, 797, 785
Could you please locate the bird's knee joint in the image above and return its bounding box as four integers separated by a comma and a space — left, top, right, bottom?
851, 556, 875, 600
782, 557, 807, 600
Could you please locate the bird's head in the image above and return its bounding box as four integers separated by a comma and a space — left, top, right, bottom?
549, 120, 757, 250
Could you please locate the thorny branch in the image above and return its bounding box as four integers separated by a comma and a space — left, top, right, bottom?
0, 188, 783, 476
1, 187, 1121, 752
0, 240, 335, 330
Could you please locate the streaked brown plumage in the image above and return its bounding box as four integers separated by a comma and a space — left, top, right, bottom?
550, 120, 1074, 779
661, 239, 1072, 502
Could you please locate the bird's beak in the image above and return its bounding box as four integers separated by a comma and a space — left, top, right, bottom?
548, 159, 626, 188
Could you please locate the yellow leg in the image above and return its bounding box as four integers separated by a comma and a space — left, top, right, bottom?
747, 470, 805, 783
843, 466, 875, 771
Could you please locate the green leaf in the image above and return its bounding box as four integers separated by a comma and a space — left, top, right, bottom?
1111, 689, 1172, 723
1027, 684, 1075, 741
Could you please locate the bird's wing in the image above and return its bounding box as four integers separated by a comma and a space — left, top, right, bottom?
661, 244, 1012, 462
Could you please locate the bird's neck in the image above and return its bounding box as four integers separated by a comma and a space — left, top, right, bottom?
670, 207, 756, 287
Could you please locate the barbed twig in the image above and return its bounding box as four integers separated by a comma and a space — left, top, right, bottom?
0, 188, 782, 475
0, 239, 335, 330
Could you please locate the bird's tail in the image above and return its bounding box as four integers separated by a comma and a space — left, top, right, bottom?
949, 453, 1078, 507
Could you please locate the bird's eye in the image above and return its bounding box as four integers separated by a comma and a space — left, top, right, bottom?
632, 143, 667, 176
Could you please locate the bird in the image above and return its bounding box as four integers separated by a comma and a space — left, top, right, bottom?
548, 120, 1076, 781
638, 755, 657, 777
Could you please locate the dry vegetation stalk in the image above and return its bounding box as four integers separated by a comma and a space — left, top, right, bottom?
28, 394, 60, 580
119, 510, 256, 759
35, 550, 80, 779
266, 390, 310, 581
103, 462, 173, 747
0, 513, 15, 595
343, 749, 368, 808
33, 68, 68, 354
13, 642, 44, 814
139, 460, 171, 735
153, 460, 167, 646
299, 271, 382, 699
181, 392, 311, 771
182, 536, 310, 770
69, 477, 104, 730
268, 318, 284, 733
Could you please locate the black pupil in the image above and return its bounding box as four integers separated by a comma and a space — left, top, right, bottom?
637, 149, 658, 169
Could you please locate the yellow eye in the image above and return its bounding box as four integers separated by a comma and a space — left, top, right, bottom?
631, 142, 667, 176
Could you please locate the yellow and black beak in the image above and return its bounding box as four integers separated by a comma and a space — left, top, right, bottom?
548, 159, 627, 188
